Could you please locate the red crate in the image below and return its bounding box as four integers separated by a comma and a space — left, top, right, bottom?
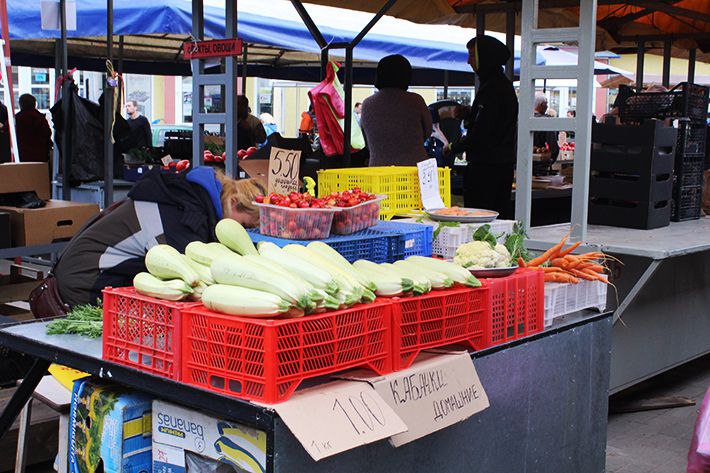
389, 286, 489, 370
480, 268, 544, 348
102, 287, 200, 380
181, 301, 392, 404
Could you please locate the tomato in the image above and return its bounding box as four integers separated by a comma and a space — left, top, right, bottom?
299, 201, 310, 208
204, 154, 215, 163
237, 149, 247, 159
168, 161, 177, 168
255, 195, 265, 203
289, 203, 297, 208
347, 198, 359, 207
176, 160, 190, 172
246, 146, 258, 156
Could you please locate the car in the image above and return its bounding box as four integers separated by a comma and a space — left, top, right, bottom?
151, 124, 193, 148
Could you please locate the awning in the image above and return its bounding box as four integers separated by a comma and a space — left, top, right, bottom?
305, 0, 710, 62
5, 0, 543, 85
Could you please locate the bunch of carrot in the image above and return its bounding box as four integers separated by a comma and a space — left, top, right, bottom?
518, 234, 614, 284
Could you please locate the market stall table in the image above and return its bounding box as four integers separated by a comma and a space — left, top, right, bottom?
528, 217, 710, 394
0, 311, 611, 472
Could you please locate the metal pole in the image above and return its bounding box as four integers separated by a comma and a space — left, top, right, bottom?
241, 42, 248, 94
226, 0, 238, 178
320, 48, 329, 81
443, 71, 449, 99
103, 0, 114, 209
52, 40, 61, 197
343, 46, 353, 164
688, 48, 697, 84
118, 35, 125, 74
636, 40, 645, 92
191, 0, 205, 170
505, 9, 515, 81
515, 0, 535, 229
662, 39, 671, 88
60, 0, 71, 201
569, 0, 597, 242
0, 0, 16, 112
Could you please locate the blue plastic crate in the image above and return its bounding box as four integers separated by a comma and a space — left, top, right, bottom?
248, 226, 393, 263
248, 221, 432, 263
373, 221, 433, 260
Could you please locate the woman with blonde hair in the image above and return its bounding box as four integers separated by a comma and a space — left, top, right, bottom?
35, 166, 265, 313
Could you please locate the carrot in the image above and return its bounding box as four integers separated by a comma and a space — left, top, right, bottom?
584, 264, 605, 274
528, 233, 569, 267
557, 241, 582, 258
517, 257, 527, 268
543, 266, 565, 273
545, 272, 579, 283
550, 258, 568, 268
569, 268, 597, 281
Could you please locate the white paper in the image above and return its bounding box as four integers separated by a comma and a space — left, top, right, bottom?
417, 158, 445, 211
41, 0, 77, 31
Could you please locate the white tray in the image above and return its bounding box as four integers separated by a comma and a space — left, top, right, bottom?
543, 278, 608, 327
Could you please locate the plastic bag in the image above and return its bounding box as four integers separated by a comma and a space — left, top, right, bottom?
687, 385, 710, 472
308, 62, 365, 157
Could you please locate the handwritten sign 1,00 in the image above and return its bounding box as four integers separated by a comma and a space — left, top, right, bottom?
268, 147, 301, 195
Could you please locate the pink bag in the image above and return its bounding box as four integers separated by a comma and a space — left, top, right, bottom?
688, 385, 710, 472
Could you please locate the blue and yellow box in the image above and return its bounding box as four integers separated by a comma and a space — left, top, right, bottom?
68, 378, 152, 473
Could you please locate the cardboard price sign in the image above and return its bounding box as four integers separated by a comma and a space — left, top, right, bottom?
183, 38, 243, 59
268, 147, 301, 195
271, 381, 407, 461
339, 351, 489, 447
417, 158, 445, 211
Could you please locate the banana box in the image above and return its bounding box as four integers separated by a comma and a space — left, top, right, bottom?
152, 400, 267, 473
68, 378, 152, 473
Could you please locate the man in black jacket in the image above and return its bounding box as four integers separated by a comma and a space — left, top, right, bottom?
0, 100, 11, 163
125, 100, 152, 149
444, 35, 518, 216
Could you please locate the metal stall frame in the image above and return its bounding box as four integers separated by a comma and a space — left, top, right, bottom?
290, 0, 398, 163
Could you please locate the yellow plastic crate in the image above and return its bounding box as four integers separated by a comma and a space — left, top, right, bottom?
317, 166, 451, 220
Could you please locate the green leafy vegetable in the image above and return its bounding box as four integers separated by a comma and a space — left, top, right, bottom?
433, 221, 460, 241
504, 221, 531, 263
473, 224, 498, 249
46, 301, 103, 338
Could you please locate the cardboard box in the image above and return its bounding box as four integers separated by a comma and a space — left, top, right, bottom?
0, 162, 50, 200
0, 200, 99, 247
69, 378, 152, 473
152, 400, 267, 473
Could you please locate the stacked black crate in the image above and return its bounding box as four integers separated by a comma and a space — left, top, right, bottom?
620, 82, 710, 221
589, 120, 677, 229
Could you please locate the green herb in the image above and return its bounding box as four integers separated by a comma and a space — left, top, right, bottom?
473, 224, 498, 249
433, 221, 460, 240
504, 221, 531, 264
46, 301, 103, 338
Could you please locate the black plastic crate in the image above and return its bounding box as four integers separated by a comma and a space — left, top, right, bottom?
589, 198, 670, 230
676, 158, 706, 188
676, 120, 707, 157
620, 82, 709, 122
671, 185, 703, 222
590, 171, 672, 202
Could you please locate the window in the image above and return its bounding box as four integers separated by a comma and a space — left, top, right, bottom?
31, 87, 50, 110
31, 68, 50, 85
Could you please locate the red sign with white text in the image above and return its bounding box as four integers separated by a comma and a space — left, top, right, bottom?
183, 39, 243, 59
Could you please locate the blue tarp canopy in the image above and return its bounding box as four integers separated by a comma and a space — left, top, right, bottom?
6, 0, 541, 85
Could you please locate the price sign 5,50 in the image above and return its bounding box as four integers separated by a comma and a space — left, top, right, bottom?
268, 147, 301, 195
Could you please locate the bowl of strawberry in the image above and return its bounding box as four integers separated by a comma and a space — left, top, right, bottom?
325, 189, 384, 235
254, 192, 339, 239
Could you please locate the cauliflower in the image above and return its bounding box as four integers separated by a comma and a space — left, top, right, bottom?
454, 241, 512, 269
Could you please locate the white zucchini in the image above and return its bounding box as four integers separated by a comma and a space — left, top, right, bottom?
405, 256, 481, 287
306, 241, 377, 292
133, 272, 193, 301
182, 255, 214, 285
352, 260, 414, 297
394, 260, 454, 289
215, 219, 258, 255
202, 284, 293, 317
258, 242, 340, 295
145, 245, 199, 287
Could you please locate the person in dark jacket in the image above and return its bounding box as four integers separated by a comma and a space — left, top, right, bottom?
50, 167, 265, 307
0, 100, 11, 163
125, 100, 153, 149
15, 94, 52, 163
444, 35, 518, 215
